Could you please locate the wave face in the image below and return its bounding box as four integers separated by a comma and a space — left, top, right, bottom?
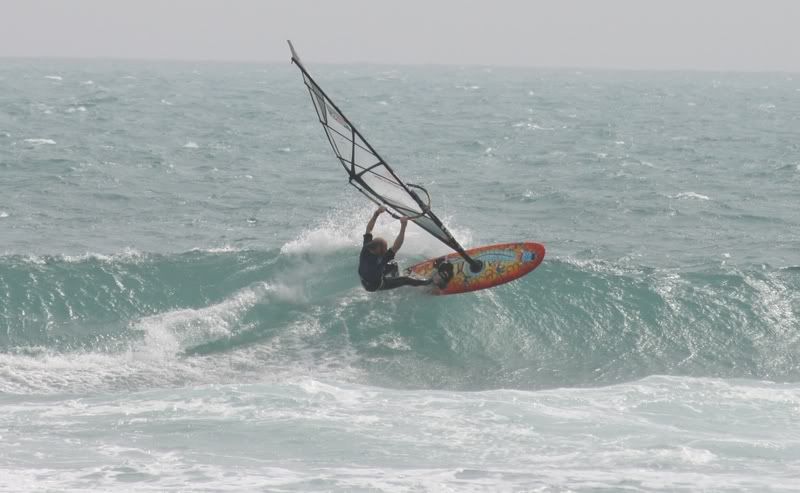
2, 248, 797, 394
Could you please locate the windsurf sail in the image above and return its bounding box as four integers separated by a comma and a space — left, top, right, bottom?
288, 40, 480, 270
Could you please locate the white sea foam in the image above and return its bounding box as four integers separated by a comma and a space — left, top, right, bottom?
513, 121, 554, 130
653, 271, 687, 312
183, 141, 199, 148
368, 333, 411, 351
135, 285, 263, 355
280, 201, 472, 260
194, 245, 241, 253
3, 365, 799, 490
57, 247, 144, 264
0, 211, 8, 218
9, 248, 142, 267
563, 256, 646, 278
745, 272, 797, 346
281, 225, 355, 255
671, 192, 710, 201
23, 138, 56, 145
44, 75, 62, 81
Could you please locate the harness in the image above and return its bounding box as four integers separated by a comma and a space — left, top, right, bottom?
360, 261, 399, 292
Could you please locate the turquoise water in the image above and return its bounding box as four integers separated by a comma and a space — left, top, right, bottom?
1, 59, 799, 491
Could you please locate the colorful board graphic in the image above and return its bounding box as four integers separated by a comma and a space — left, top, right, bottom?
406, 242, 545, 295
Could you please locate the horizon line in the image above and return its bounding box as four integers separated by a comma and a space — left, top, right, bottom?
1, 54, 799, 76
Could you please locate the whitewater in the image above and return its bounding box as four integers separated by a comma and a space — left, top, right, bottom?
1, 59, 798, 491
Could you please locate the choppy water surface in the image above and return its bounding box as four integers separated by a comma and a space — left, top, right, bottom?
1, 59, 798, 491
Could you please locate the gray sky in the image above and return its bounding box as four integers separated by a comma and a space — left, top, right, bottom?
2, 0, 799, 71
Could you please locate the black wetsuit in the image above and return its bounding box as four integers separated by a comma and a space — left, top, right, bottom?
359, 233, 431, 291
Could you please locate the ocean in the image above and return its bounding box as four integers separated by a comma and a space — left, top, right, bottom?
1, 58, 798, 491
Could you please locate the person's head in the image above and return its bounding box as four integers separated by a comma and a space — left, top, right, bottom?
366, 237, 388, 256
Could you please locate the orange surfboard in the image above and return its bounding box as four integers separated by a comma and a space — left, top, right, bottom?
405, 242, 545, 295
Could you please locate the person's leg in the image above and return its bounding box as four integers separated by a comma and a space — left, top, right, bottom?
383, 261, 399, 278
379, 276, 432, 290
361, 279, 380, 292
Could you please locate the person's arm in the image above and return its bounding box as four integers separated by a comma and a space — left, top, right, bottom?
365, 206, 386, 235
391, 217, 409, 253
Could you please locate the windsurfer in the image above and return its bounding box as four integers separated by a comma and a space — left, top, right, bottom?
359, 207, 452, 292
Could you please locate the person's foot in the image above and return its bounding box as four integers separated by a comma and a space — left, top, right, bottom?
433, 261, 453, 288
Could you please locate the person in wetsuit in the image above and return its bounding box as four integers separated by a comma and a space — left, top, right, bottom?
359, 206, 436, 292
